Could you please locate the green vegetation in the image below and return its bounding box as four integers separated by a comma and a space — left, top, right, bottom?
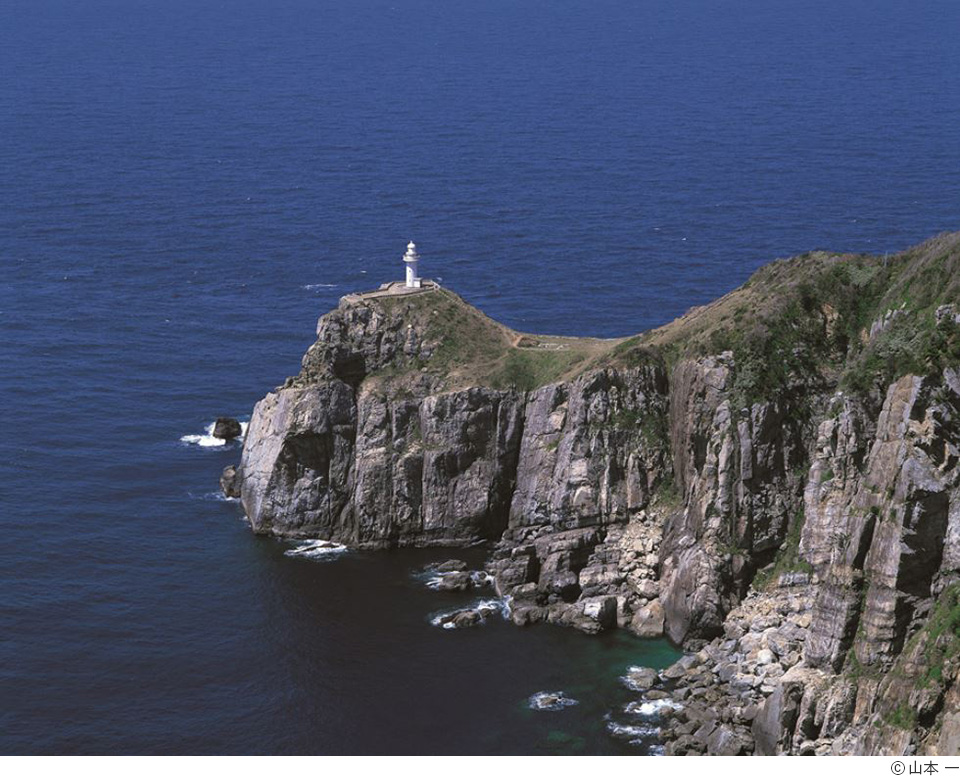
379, 289, 510, 375
592, 336, 661, 371
884, 704, 918, 731
752, 512, 813, 591
640, 233, 960, 406
917, 583, 960, 688
653, 472, 681, 508
363, 234, 960, 403
640, 410, 670, 449
843, 307, 960, 396
372, 289, 602, 392
606, 407, 642, 430
488, 348, 587, 392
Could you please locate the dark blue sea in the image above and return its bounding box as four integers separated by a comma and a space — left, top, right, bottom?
2, 0, 959, 755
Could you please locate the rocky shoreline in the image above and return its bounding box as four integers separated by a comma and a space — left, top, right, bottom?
223, 233, 960, 755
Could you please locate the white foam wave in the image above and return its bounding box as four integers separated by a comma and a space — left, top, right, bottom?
471, 570, 494, 587
284, 539, 348, 561
302, 283, 339, 290
189, 491, 241, 503
606, 720, 660, 742
424, 574, 445, 590
180, 421, 248, 449
422, 569, 495, 590
475, 598, 503, 616
620, 666, 659, 692
528, 691, 579, 711
429, 598, 505, 629
624, 698, 683, 717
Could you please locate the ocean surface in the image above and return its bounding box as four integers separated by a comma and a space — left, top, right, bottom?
2, 0, 959, 755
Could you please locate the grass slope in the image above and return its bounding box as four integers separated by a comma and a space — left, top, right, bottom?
361, 232, 960, 398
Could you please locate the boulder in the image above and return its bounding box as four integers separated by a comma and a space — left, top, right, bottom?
528, 691, 578, 711
434, 559, 468, 572
511, 605, 548, 627
451, 610, 482, 628
706, 724, 744, 756
582, 596, 618, 629
624, 665, 659, 691
631, 599, 665, 638
213, 417, 243, 440
436, 572, 472, 592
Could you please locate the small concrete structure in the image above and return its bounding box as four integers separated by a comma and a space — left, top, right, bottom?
339, 242, 438, 305
341, 279, 439, 305
403, 241, 421, 288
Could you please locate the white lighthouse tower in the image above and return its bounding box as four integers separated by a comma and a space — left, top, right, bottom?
403, 241, 421, 288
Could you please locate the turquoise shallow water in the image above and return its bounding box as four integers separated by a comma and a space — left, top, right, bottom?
2, 0, 959, 755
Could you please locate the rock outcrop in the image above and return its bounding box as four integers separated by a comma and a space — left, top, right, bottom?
213, 417, 243, 440
225, 232, 960, 754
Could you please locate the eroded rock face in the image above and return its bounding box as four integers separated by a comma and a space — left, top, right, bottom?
656, 368, 960, 756
349, 386, 524, 546
230, 278, 960, 755
659, 355, 808, 643
240, 380, 523, 546
240, 381, 357, 537
487, 365, 673, 628
300, 300, 435, 386
508, 366, 669, 531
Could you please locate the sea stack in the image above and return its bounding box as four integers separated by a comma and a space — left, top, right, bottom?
213, 417, 243, 440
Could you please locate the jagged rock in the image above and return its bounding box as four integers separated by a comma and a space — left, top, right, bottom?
667, 734, 706, 755
756, 648, 775, 666
633, 578, 660, 599
631, 599, 665, 638
213, 417, 243, 440
434, 609, 483, 629
582, 596, 618, 628
434, 560, 468, 572
706, 724, 744, 755
510, 605, 548, 627
220, 465, 241, 498
450, 610, 482, 628
435, 572, 472, 592
624, 666, 659, 691
240, 381, 524, 543
229, 234, 960, 755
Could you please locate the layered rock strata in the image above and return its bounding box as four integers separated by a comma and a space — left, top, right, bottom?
226, 233, 960, 754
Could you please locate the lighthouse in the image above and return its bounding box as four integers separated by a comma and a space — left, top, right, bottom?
403, 241, 421, 288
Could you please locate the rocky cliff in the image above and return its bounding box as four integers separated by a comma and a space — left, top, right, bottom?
225, 232, 960, 755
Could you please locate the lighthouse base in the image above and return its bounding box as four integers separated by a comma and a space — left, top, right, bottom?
341, 279, 439, 305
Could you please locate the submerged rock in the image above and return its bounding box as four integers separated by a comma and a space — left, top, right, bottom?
423, 564, 494, 592
433, 559, 468, 573
435, 571, 472, 592
622, 665, 659, 692
528, 691, 579, 711
431, 599, 503, 629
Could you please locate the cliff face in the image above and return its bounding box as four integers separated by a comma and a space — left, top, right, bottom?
229, 232, 960, 755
